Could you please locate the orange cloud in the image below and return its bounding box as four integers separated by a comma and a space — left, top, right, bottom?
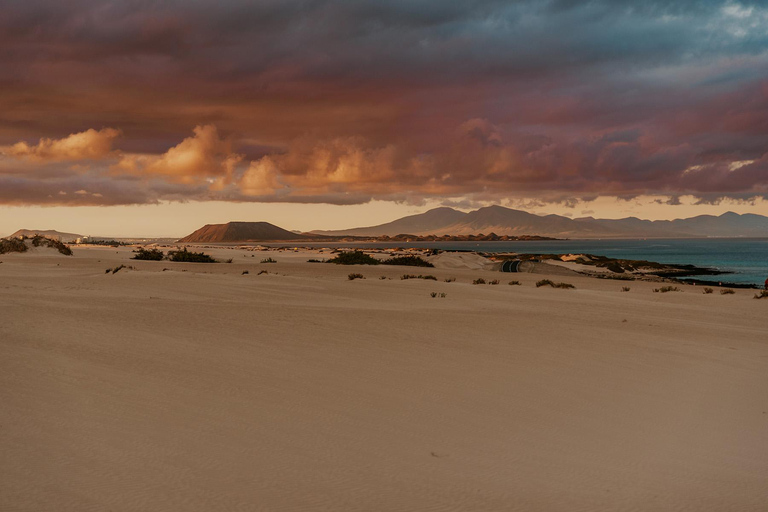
114, 125, 242, 186
1, 128, 121, 161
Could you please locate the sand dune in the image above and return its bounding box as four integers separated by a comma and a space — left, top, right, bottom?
1, 246, 767, 511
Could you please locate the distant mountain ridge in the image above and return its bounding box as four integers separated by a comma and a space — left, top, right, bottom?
312, 205, 768, 238
178, 221, 317, 243
9, 229, 83, 242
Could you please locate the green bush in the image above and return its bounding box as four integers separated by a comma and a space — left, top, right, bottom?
537, 279, 574, 289
132, 248, 164, 261
0, 238, 28, 254
401, 274, 437, 281
381, 255, 434, 267
327, 251, 379, 265
31, 235, 72, 255
168, 248, 217, 263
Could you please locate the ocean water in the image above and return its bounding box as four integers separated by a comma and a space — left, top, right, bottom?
270, 238, 768, 286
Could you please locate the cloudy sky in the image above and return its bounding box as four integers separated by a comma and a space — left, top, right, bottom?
1, 0, 767, 236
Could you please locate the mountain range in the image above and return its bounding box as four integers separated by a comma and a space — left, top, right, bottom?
312, 206, 768, 238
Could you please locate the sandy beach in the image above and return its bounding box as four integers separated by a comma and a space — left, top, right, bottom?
2, 245, 768, 511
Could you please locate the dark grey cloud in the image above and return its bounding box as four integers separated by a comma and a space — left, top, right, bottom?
0, 0, 766, 206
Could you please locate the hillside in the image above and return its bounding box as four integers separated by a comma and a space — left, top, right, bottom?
178, 222, 314, 243
313, 206, 768, 238
9, 229, 83, 242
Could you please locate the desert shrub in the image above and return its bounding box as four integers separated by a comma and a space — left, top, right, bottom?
31, 235, 72, 255
0, 238, 28, 254
430, 292, 447, 298
621, 286, 631, 292
327, 251, 379, 265
348, 273, 364, 280
703, 287, 714, 294
720, 288, 735, 295
473, 278, 486, 285
508, 280, 521, 286
430, 291, 437, 297
654, 286, 680, 293
381, 255, 434, 267
132, 248, 164, 261
537, 279, 574, 289
261, 257, 277, 263
599, 273, 634, 281
401, 274, 437, 280
167, 248, 217, 263
379, 276, 387, 280
444, 277, 456, 283
488, 279, 500, 285
754, 290, 768, 299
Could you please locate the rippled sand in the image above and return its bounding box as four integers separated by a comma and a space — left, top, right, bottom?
2, 246, 767, 511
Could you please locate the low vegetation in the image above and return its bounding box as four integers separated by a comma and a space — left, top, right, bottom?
401, 274, 437, 281
167, 248, 217, 263
1, 236, 73, 256
31, 235, 73, 255
348, 273, 365, 280
653, 286, 680, 293
132, 248, 164, 261
472, 278, 486, 285
536, 279, 575, 289
597, 273, 634, 281
381, 255, 434, 267
621, 286, 631, 292
488, 279, 500, 285
261, 257, 277, 263
0, 238, 28, 254
327, 251, 380, 265
720, 288, 735, 295
703, 287, 714, 294
430, 292, 447, 298
508, 280, 521, 286
444, 277, 456, 283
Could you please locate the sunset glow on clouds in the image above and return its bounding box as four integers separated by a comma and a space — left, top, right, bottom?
0, 0, 767, 216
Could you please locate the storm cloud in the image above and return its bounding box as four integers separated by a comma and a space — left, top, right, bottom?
1, 0, 766, 205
